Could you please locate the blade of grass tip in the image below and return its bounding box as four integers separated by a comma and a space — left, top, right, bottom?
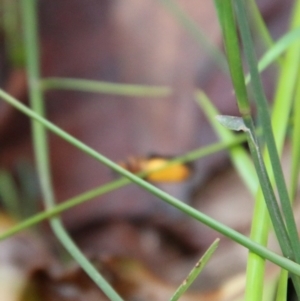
3, 90, 300, 278
21, 1, 124, 301
158, 0, 228, 74
169, 238, 220, 301
245, 27, 300, 85
234, 0, 300, 263
40, 77, 172, 98
195, 90, 257, 194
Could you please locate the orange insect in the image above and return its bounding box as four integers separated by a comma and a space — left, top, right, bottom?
118, 154, 193, 183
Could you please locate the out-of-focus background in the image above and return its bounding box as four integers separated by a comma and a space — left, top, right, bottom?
0, 0, 294, 300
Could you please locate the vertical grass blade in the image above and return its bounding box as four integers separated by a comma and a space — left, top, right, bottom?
247, 0, 276, 56
213, 0, 300, 298
290, 73, 300, 198
21, 1, 124, 300
234, 0, 300, 298
234, 0, 300, 263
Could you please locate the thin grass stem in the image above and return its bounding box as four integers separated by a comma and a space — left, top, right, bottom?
21, 1, 124, 300
170, 239, 219, 301
2, 89, 300, 276
40, 77, 171, 98
235, 0, 300, 264
0, 135, 247, 240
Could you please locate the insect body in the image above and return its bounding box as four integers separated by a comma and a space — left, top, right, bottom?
119, 155, 193, 183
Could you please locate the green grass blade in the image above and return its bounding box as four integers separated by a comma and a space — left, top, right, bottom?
275, 270, 289, 301
213, 1, 300, 299
40, 77, 171, 98
214, 0, 249, 114
169, 238, 219, 301
214, 0, 294, 261
247, 5, 300, 299
0, 136, 248, 240
216, 114, 294, 260
247, 0, 276, 55
21, 1, 124, 300
234, 0, 300, 298
234, 0, 300, 263
52, 218, 125, 301
2, 89, 300, 276
290, 73, 300, 198
245, 27, 300, 85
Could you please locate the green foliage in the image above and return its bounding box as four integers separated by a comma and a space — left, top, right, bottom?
0, 0, 300, 300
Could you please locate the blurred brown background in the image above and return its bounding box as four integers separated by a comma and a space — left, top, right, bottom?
0, 0, 294, 299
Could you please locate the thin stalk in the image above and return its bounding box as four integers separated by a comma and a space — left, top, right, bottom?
2, 89, 300, 276
38, 29, 300, 101
213, 0, 300, 299
247, 0, 277, 58
214, 0, 250, 116
275, 270, 289, 301
21, 1, 124, 301
280, 51, 300, 301
245, 27, 300, 85
247, 34, 300, 301
52, 219, 125, 301
0, 135, 248, 240
170, 239, 219, 301
242, 119, 292, 259
235, 1, 300, 298
247, 1, 300, 298
235, 0, 300, 263
213, 0, 292, 254
40, 77, 171, 98
290, 69, 300, 198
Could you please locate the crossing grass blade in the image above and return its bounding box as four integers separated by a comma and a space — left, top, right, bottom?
169, 239, 219, 301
